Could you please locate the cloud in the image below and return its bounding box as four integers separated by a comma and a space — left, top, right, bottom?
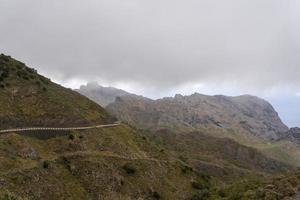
0, 0, 299, 126
296, 92, 300, 96
0, 0, 299, 95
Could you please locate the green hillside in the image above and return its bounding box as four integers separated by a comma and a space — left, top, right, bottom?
0, 54, 111, 129
0, 125, 213, 200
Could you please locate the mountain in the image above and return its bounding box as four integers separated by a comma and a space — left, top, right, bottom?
0, 54, 112, 129
0, 55, 295, 199
77, 84, 300, 166
0, 54, 208, 199
107, 93, 288, 140
76, 82, 132, 107
78, 83, 289, 140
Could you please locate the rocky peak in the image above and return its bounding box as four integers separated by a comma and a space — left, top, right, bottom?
107, 93, 288, 140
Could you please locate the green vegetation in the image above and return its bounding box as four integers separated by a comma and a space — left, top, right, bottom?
43, 160, 50, 169
0, 54, 112, 129
122, 163, 136, 175
0, 126, 212, 200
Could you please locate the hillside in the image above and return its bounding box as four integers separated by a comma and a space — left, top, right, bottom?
0, 54, 112, 129
106, 93, 288, 140
0, 55, 210, 199
238, 168, 300, 200
145, 129, 290, 175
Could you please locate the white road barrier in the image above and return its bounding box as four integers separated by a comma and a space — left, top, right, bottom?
0, 123, 120, 134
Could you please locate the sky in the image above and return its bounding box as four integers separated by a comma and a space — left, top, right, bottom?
0, 0, 299, 127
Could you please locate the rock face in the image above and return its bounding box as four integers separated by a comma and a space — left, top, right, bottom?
76, 82, 132, 107
281, 127, 300, 143
107, 93, 288, 140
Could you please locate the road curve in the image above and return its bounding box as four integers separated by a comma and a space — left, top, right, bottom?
0, 123, 120, 134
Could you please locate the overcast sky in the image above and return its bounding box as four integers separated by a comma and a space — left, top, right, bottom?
0, 0, 299, 127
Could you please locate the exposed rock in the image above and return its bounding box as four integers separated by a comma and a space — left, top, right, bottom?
106, 93, 288, 140
280, 127, 300, 143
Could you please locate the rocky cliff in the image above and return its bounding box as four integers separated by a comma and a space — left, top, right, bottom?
107, 93, 288, 140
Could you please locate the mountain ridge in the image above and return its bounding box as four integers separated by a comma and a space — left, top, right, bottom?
106, 90, 288, 140
77, 83, 288, 140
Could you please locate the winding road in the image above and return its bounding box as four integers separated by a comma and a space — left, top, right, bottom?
0, 123, 120, 134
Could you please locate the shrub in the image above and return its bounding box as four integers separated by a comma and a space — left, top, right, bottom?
151, 191, 161, 199
43, 160, 50, 169
16, 62, 25, 69
22, 76, 29, 80
218, 190, 226, 197
192, 181, 206, 190
68, 134, 75, 140
190, 189, 210, 200
26, 67, 36, 74
122, 164, 136, 175
181, 165, 193, 174
0, 192, 18, 200
35, 81, 41, 86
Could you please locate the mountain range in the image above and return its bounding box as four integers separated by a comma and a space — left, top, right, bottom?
0, 55, 300, 199
77, 82, 290, 140
78, 83, 300, 166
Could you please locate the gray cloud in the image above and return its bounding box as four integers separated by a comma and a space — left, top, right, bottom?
0, 0, 300, 127
0, 0, 299, 92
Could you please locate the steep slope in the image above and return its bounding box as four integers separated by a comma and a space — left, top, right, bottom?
76, 82, 133, 107
107, 93, 288, 140
0, 54, 112, 129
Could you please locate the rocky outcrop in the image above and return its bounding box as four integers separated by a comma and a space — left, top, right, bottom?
288, 127, 300, 139
107, 93, 288, 140
280, 127, 300, 143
